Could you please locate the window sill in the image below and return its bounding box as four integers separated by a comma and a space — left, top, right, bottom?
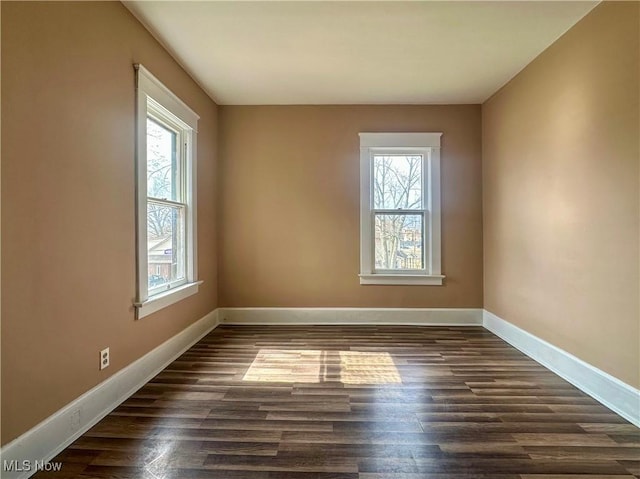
359, 274, 445, 286
134, 281, 203, 319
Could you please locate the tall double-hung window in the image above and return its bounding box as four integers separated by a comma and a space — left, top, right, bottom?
134, 65, 201, 319
359, 133, 444, 285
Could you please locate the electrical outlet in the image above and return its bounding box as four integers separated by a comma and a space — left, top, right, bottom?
100, 347, 110, 370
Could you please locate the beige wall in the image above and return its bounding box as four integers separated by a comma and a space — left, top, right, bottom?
4, 0, 637, 450
1, 2, 218, 444
218, 105, 483, 307
483, 2, 639, 387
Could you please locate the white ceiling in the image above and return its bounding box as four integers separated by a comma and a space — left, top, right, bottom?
124, 1, 598, 105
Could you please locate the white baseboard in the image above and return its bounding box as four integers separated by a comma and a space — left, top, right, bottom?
3, 306, 636, 479
0, 309, 220, 479
483, 310, 640, 427
219, 307, 483, 326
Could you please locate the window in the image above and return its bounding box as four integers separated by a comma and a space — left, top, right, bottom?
359, 132, 444, 285
134, 65, 201, 319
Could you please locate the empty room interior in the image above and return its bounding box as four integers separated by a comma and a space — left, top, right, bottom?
1, 1, 639, 478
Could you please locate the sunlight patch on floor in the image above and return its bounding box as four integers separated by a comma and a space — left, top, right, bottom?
242, 349, 322, 382
338, 350, 401, 384
242, 349, 401, 384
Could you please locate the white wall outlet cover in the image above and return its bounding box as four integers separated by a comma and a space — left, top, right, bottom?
100, 348, 110, 370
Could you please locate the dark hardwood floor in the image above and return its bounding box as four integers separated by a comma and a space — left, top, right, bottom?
36, 325, 640, 478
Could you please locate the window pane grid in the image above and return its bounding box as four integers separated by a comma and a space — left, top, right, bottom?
146, 117, 182, 202
146, 200, 186, 292
146, 108, 187, 295
373, 212, 424, 271
372, 154, 423, 210
370, 153, 427, 272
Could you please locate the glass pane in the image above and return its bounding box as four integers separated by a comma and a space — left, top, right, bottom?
375, 214, 423, 270
147, 202, 185, 290
373, 155, 423, 210
147, 117, 179, 201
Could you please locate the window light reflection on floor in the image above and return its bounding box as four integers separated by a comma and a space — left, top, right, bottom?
242, 349, 401, 384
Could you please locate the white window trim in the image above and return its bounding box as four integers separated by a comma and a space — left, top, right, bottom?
359, 132, 444, 286
134, 64, 201, 319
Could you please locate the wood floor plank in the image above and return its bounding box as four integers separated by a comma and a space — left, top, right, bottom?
359, 475, 522, 479
523, 445, 640, 461
511, 432, 621, 446
616, 459, 640, 475
519, 475, 636, 479
32, 325, 638, 478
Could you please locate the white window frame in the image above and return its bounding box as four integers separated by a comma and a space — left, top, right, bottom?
359, 132, 444, 286
134, 64, 201, 319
